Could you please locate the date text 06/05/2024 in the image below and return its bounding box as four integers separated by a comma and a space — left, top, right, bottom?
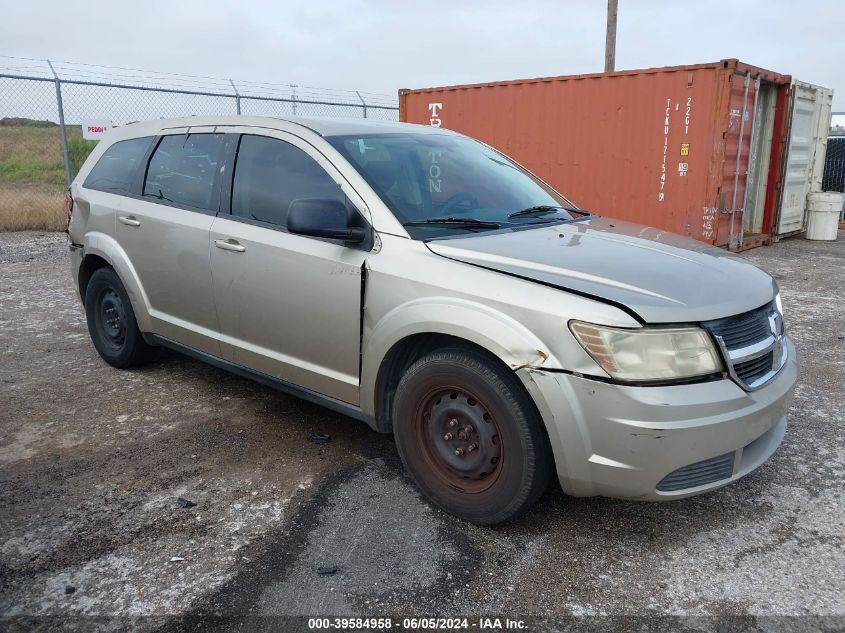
307, 616, 528, 630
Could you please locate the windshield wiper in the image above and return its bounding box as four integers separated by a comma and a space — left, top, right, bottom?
403, 217, 501, 229
507, 205, 588, 219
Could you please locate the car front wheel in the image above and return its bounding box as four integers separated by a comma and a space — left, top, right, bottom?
392, 347, 553, 525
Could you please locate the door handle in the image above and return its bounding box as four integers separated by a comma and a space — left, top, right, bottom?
119, 216, 141, 227
214, 238, 246, 253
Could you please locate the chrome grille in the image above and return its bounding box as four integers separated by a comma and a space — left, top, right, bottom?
709, 306, 771, 348
735, 351, 775, 384
704, 301, 787, 391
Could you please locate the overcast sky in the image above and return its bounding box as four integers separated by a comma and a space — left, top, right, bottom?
2, 0, 844, 115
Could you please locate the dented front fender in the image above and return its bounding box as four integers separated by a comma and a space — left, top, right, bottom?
359, 296, 558, 418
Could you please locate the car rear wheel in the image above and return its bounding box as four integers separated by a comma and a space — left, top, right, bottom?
84, 267, 158, 368
392, 347, 553, 524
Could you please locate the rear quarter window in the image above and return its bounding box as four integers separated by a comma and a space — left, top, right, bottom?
83, 136, 154, 195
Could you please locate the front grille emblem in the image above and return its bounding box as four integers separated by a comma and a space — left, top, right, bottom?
767, 312, 781, 337
704, 301, 787, 391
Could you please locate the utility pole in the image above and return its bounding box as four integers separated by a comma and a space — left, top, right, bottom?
604, 0, 618, 73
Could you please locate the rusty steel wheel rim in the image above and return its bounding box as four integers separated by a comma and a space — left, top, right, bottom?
97, 287, 126, 351
414, 386, 503, 493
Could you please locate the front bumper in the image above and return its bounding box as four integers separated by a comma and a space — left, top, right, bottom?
518, 337, 798, 500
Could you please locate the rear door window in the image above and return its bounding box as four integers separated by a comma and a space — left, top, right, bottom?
231, 135, 345, 227
83, 136, 154, 195
143, 133, 225, 211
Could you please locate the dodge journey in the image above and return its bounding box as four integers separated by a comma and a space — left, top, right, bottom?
67, 116, 797, 524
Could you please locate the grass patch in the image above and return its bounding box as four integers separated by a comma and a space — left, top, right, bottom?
0, 122, 97, 231
0, 183, 65, 232
0, 125, 66, 163
68, 136, 98, 174
0, 159, 67, 187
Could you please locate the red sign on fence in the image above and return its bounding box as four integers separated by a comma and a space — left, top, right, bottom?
82, 120, 112, 140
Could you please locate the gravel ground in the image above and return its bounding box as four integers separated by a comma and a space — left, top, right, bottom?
1, 231, 843, 632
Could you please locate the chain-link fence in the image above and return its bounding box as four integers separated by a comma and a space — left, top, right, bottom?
822, 136, 845, 197
0, 57, 398, 231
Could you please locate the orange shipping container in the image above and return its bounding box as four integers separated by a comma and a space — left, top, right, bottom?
399, 60, 793, 249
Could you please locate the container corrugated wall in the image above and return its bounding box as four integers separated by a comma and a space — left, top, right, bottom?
400, 60, 792, 248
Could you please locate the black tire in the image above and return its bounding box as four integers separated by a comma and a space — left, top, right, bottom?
392, 346, 553, 525
84, 267, 158, 368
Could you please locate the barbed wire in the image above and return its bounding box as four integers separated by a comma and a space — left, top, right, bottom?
0, 55, 398, 107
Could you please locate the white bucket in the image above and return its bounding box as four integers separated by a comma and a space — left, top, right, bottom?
805, 192, 844, 241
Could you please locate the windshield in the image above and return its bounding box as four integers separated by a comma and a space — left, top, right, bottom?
326, 133, 581, 239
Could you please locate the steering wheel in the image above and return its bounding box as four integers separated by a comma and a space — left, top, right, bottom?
439, 191, 479, 215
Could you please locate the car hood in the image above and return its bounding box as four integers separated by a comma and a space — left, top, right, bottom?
425, 217, 777, 323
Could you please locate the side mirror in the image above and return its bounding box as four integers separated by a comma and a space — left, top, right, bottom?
287, 198, 366, 244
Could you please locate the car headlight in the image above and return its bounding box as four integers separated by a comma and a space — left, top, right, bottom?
774, 292, 783, 317
569, 321, 723, 382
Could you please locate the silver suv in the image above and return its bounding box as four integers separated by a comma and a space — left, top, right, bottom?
68, 116, 798, 524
